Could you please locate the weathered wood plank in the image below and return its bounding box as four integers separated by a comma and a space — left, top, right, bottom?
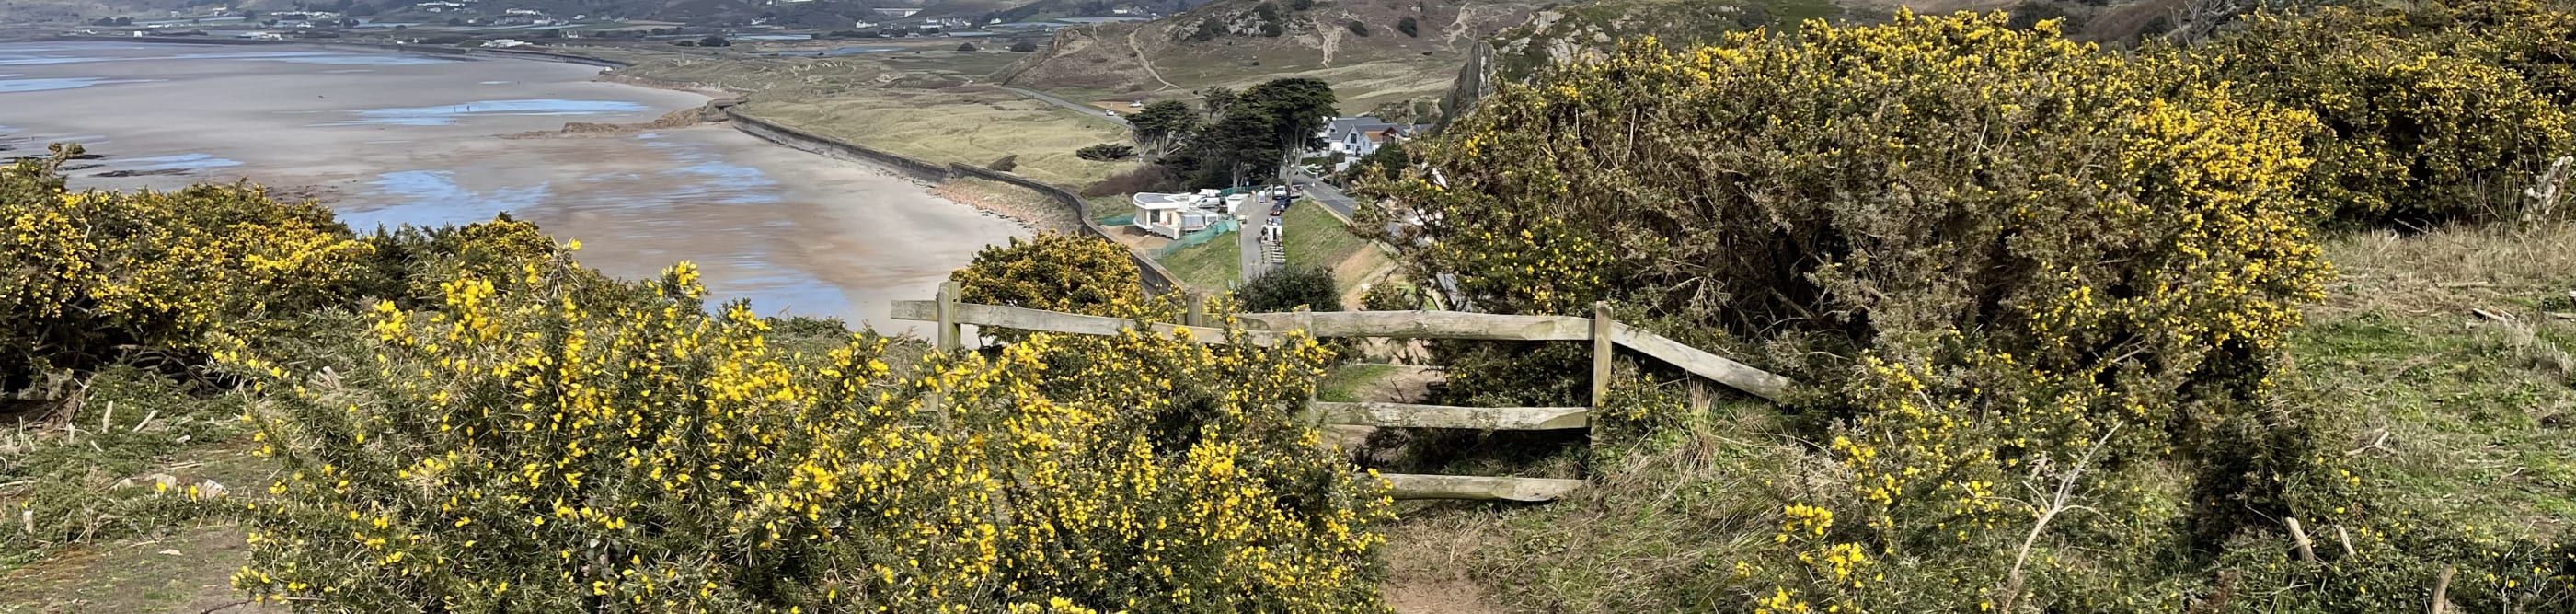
1145, 322, 1283, 346
1608, 324, 1792, 401
1380, 473, 1586, 502
890, 301, 1133, 337
1311, 402, 1589, 430
1236, 310, 1593, 341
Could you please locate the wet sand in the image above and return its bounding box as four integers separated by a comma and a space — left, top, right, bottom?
0, 41, 1024, 330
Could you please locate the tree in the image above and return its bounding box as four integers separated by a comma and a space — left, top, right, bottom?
698, 35, 730, 47
1127, 100, 1198, 158
1197, 87, 1237, 121
1009, 40, 1038, 52
1238, 77, 1338, 184
1346, 141, 1408, 182
1236, 265, 1340, 313
1167, 78, 1337, 189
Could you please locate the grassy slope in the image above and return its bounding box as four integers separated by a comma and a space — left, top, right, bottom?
1156, 232, 1242, 290
1282, 200, 1366, 273
742, 87, 1134, 188
1384, 223, 2576, 612
597, 44, 1133, 188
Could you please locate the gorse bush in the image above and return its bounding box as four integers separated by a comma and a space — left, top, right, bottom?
226, 252, 1392, 612
351, 214, 585, 308
950, 232, 1144, 318
1375, 13, 2336, 610
0, 145, 372, 388
2192, 0, 2576, 225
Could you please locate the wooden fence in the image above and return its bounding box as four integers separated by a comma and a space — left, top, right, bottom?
891, 282, 1792, 503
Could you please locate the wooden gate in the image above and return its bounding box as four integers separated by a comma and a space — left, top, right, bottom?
891, 282, 1791, 503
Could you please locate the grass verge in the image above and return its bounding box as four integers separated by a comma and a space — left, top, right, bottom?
1156, 231, 1242, 291
1283, 201, 1367, 272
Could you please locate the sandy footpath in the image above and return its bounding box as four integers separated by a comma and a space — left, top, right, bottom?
0, 41, 1024, 330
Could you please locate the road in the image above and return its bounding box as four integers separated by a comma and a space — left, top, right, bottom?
1239, 214, 1270, 284
1004, 87, 1129, 126
1289, 172, 1357, 220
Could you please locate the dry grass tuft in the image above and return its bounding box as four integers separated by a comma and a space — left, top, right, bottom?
2315, 222, 2576, 319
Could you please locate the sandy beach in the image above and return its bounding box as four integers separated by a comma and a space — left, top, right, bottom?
0, 41, 1024, 330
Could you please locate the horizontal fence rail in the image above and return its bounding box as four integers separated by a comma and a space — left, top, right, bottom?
1233, 310, 1594, 341
893, 284, 1794, 502
1378, 474, 1588, 503
1311, 401, 1590, 431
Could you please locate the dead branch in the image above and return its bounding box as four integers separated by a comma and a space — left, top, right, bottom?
1996, 423, 2122, 613
2432, 565, 2455, 614
2346, 429, 2394, 457
2524, 156, 2571, 224
2336, 525, 2357, 559
2287, 517, 2317, 562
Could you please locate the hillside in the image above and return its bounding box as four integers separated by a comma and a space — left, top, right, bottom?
993, 0, 1547, 111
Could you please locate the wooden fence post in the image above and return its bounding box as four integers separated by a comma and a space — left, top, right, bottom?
1591, 302, 1613, 459
929, 281, 961, 421
1591, 303, 1612, 410
937, 281, 962, 353
1185, 292, 1207, 328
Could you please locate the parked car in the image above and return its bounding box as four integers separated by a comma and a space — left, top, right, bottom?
1130, 99, 1144, 108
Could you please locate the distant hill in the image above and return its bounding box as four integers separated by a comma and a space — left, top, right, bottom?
993, 0, 1547, 113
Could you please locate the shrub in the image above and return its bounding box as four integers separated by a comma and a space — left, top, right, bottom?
1078, 164, 1182, 197
1360, 280, 1420, 311
0, 145, 372, 388
956, 41, 978, 52
1236, 265, 1340, 313
1008, 40, 1038, 52
2193, 0, 2576, 225
1378, 13, 2333, 610
698, 35, 730, 47
1075, 143, 1136, 160
671, 40, 695, 46
1344, 19, 1370, 36
350, 214, 585, 308
987, 154, 1018, 171
949, 232, 1144, 319
1395, 17, 1417, 37
227, 256, 1392, 611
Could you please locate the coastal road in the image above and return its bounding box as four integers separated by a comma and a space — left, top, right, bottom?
1005, 87, 1129, 126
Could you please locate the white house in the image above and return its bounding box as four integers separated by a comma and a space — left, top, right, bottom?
1319, 116, 1428, 158
1315, 116, 1430, 170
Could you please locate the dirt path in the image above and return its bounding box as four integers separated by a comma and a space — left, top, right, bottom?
1129, 26, 1183, 91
